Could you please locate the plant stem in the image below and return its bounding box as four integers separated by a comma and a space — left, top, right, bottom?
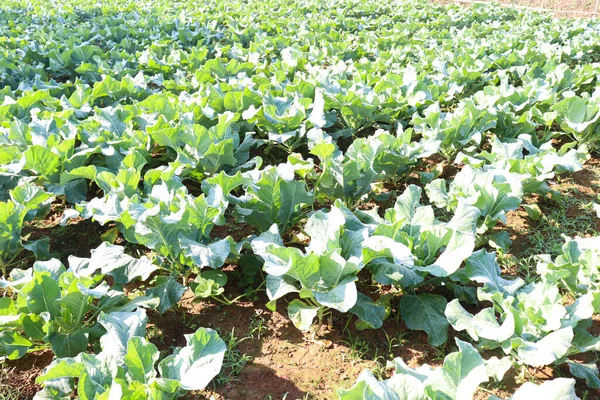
305, 297, 321, 308
412, 276, 446, 290
1, 249, 26, 276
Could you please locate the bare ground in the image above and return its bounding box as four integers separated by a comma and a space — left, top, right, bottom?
433, 0, 599, 17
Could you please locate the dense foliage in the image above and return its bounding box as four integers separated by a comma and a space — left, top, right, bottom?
1, 0, 600, 398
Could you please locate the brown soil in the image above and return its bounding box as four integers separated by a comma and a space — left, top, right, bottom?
504, 156, 600, 258
432, 0, 599, 17
211, 221, 257, 242
2, 351, 54, 399
22, 202, 110, 264
142, 286, 441, 400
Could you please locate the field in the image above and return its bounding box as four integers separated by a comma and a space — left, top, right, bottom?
1, 0, 600, 398
436, 0, 599, 14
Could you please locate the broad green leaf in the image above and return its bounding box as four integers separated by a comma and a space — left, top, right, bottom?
179, 237, 234, 269
36, 359, 86, 384
145, 274, 186, 314
194, 270, 228, 298
385, 185, 433, 232
567, 361, 600, 389
309, 90, 327, 129
23, 314, 46, 340
367, 260, 424, 287
76, 242, 158, 284
94, 106, 127, 135
135, 214, 187, 260
23, 238, 54, 261
58, 291, 90, 331
523, 204, 542, 221
27, 274, 61, 317
349, 293, 387, 330
445, 299, 477, 340
305, 206, 346, 255
425, 339, 488, 400
485, 356, 512, 382
338, 370, 426, 400
399, 294, 448, 346
503, 378, 579, 400
124, 337, 159, 384
24, 145, 61, 181
278, 180, 313, 228
33, 259, 65, 280
471, 308, 515, 342
0, 331, 32, 360
147, 378, 181, 400
265, 275, 299, 301
362, 235, 414, 267
313, 279, 357, 312
47, 330, 89, 358
200, 139, 237, 175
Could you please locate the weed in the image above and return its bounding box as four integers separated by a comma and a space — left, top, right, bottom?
383, 330, 409, 358
340, 334, 371, 361
0, 361, 23, 400
212, 328, 253, 387
527, 197, 599, 255
249, 312, 269, 340
146, 325, 164, 345
497, 252, 537, 283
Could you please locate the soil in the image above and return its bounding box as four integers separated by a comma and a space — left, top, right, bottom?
145, 287, 438, 400
432, 0, 599, 17
21, 202, 110, 265
504, 156, 600, 259
3, 351, 54, 399
212, 220, 257, 242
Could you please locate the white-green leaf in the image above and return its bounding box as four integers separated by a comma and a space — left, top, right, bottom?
97, 309, 147, 359
288, 299, 320, 331
485, 356, 512, 382
179, 236, 234, 269
313, 279, 357, 312
338, 369, 426, 400
465, 250, 524, 294
516, 327, 573, 367
424, 339, 488, 400
158, 327, 226, 390
505, 378, 579, 400
145, 274, 186, 314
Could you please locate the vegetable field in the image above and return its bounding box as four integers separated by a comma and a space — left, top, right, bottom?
1, 0, 600, 398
